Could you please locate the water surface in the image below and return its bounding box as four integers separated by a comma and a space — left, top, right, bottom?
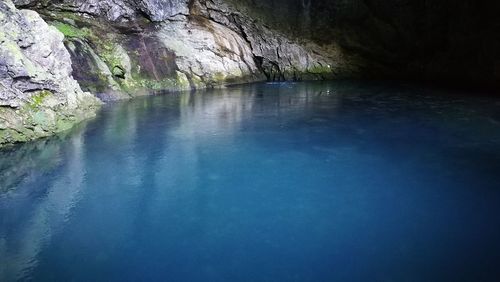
1, 81, 500, 281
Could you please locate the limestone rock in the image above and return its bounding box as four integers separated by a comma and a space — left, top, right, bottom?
0, 0, 101, 146
156, 19, 265, 87
134, 0, 189, 21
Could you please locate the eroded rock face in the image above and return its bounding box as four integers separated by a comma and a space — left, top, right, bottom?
6, 0, 497, 146
135, 0, 189, 21
13, 0, 135, 21
0, 0, 101, 146
222, 0, 500, 86
197, 0, 355, 81
156, 19, 265, 87
26, 0, 347, 102
14, 0, 189, 21
12, 0, 500, 88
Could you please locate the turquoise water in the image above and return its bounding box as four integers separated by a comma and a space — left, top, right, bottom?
1, 81, 500, 281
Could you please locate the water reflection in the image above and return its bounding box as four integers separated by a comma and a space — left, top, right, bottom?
1, 81, 500, 281
0, 82, 339, 280
0, 124, 88, 281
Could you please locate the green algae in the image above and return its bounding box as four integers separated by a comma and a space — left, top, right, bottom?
53, 22, 90, 38
27, 90, 52, 110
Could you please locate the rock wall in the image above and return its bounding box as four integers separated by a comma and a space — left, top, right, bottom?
1, 0, 358, 146
2, 0, 354, 146
0, 0, 101, 147
3, 0, 499, 146
222, 0, 500, 87
10, 0, 500, 90
15, 0, 500, 90
11, 0, 355, 101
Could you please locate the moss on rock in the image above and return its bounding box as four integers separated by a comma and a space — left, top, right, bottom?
53, 22, 91, 38
26, 90, 52, 110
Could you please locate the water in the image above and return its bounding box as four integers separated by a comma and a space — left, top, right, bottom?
1, 81, 500, 281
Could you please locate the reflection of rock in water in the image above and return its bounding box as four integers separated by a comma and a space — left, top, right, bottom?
0, 140, 61, 195
0, 124, 88, 281
0, 83, 342, 280
175, 88, 256, 137
174, 83, 341, 138
0, 123, 85, 194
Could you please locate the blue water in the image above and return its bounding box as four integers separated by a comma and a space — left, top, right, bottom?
1, 81, 500, 281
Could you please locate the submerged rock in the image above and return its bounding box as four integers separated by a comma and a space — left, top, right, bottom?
0, 0, 101, 147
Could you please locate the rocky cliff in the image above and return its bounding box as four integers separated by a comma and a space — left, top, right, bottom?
223, 0, 500, 86
1, 0, 357, 146
12, 0, 354, 101
2, 0, 499, 146
0, 0, 100, 146
11, 0, 500, 92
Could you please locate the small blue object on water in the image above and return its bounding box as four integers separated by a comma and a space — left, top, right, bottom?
1, 81, 500, 281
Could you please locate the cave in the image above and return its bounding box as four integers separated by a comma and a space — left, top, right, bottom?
1, 1, 500, 281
